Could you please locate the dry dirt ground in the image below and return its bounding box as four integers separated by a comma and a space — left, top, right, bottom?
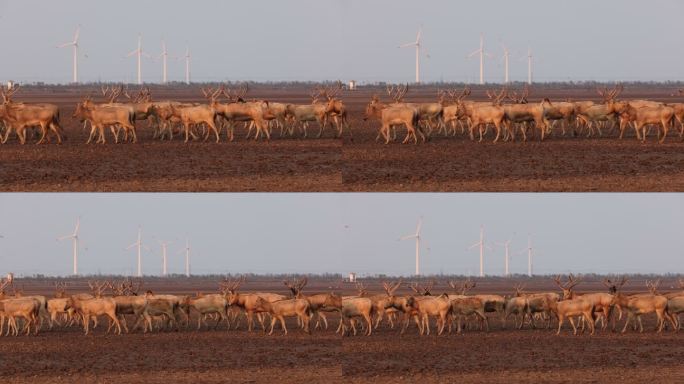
1, 85, 683, 192
1, 276, 682, 383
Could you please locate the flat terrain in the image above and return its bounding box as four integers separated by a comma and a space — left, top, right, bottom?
1, 276, 682, 383
1, 85, 683, 192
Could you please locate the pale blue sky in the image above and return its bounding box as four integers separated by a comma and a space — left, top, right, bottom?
0, 0, 683, 83
0, 194, 681, 277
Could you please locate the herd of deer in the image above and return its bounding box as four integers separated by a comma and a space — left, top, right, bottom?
1, 83, 683, 145
0, 275, 682, 337
0, 83, 350, 145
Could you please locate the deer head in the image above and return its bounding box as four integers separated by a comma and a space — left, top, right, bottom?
553, 274, 581, 299
382, 280, 402, 297
88, 280, 108, 298
645, 279, 661, 295
283, 276, 308, 297
355, 282, 367, 297
1, 83, 20, 104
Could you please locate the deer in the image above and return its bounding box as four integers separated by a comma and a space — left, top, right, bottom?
73, 97, 136, 144
548, 296, 595, 336
184, 292, 229, 331
283, 277, 337, 330
47, 282, 75, 329
213, 85, 271, 141
363, 85, 424, 144
457, 87, 508, 142
438, 86, 471, 136
222, 276, 287, 331
0, 84, 64, 145
141, 291, 180, 332
1, 297, 41, 336
253, 296, 312, 336
502, 86, 553, 141
449, 296, 488, 334
321, 81, 352, 139
107, 279, 152, 334
610, 278, 675, 333
615, 103, 675, 143
69, 281, 121, 335
283, 87, 330, 139
168, 87, 221, 143
407, 281, 451, 335
338, 296, 375, 336
574, 85, 622, 137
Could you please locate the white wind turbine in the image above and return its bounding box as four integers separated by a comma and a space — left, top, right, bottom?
158, 40, 176, 85
501, 43, 511, 84
399, 217, 422, 276
126, 34, 151, 85
157, 240, 173, 276
495, 234, 514, 277
178, 238, 191, 277
469, 225, 492, 277
57, 26, 81, 84
57, 217, 80, 275
515, 233, 535, 277
468, 33, 492, 85
526, 47, 534, 85
184, 46, 192, 85
126, 227, 149, 277
399, 27, 423, 84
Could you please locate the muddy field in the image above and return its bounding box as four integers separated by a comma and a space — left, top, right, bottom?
1, 85, 683, 192
1, 276, 682, 383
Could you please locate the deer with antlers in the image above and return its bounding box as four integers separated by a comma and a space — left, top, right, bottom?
282, 86, 332, 139
574, 85, 622, 137
211, 84, 271, 141
73, 96, 137, 144
47, 282, 75, 329
501, 86, 553, 141
0, 84, 64, 145
321, 81, 352, 139
609, 278, 675, 333
67, 281, 121, 335
223, 276, 287, 332
457, 87, 508, 142
615, 102, 675, 143
363, 84, 424, 144
438, 86, 471, 136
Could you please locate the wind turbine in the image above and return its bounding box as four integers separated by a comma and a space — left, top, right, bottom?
126, 34, 151, 85
501, 43, 511, 84
184, 45, 191, 85
495, 234, 514, 277
178, 238, 191, 277
399, 217, 422, 276
157, 240, 173, 276
57, 217, 80, 275
526, 47, 533, 85
57, 26, 81, 83
126, 227, 149, 277
469, 225, 492, 277
468, 33, 492, 85
522, 234, 534, 276
399, 27, 423, 84
158, 40, 176, 85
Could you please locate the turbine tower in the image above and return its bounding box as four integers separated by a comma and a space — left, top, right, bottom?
179, 238, 191, 277
468, 34, 490, 85
502, 43, 510, 84
158, 40, 173, 85
527, 47, 533, 85
184, 46, 191, 85
126, 34, 150, 85
158, 240, 172, 276
469, 225, 491, 277
399, 27, 422, 84
399, 217, 422, 276
57, 217, 80, 275
126, 227, 148, 277
524, 234, 534, 276
495, 235, 514, 277
57, 26, 80, 83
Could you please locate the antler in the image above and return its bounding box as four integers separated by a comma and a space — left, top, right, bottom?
355, 282, 367, 296
645, 279, 661, 294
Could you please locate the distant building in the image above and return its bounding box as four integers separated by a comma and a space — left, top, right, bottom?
6, 273, 14, 284
348, 272, 357, 283
348, 80, 357, 91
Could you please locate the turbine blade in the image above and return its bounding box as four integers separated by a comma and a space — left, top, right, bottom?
416, 27, 422, 43
57, 235, 72, 241
74, 218, 80, 235
399, 235, 416, 241
126, 49, 139, 57
399, 43, 416, 48
126, 242, 138, 250
467, 49, 481, 58
468, 242, 480, 249
73, 26, 80, 43
416, 218, 422, 235
57, 42, 74, 48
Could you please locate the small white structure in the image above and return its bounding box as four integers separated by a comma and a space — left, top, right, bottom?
348, 80, 357, 91
348, 272, 357, 283
6, 273, 14, 284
